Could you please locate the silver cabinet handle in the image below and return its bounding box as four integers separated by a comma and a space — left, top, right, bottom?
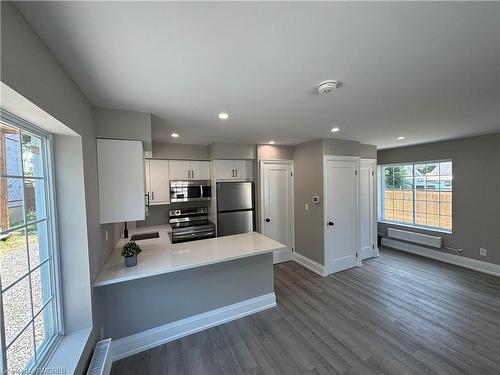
235, 169, 238, 178
151, 191, 155, 201
191, 170, 194, 179
231, 169, 234, 177
187, 170, 190, 179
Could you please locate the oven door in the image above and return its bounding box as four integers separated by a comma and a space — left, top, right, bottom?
170, 180, 211, 202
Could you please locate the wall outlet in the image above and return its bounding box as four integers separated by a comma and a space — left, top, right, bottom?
305, 203, 309, 211
480, 248, 487, 257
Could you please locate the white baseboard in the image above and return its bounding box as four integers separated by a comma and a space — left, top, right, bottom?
274, 249, 292, 264
293, 252, 325, 276
112, 292, 276, 362
382, 238, 500, 277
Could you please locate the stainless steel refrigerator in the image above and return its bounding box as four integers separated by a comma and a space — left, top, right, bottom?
216, 181, 255, 236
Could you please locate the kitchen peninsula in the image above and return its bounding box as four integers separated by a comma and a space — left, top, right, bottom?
94, 225, 285, 360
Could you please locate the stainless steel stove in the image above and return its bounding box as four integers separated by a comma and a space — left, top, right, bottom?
168, 207, 216, 243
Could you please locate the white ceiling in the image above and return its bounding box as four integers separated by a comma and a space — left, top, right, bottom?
15, 2, 500, 149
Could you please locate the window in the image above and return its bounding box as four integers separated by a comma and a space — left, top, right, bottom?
1, 112, 62, 374
379, 160, 452, 231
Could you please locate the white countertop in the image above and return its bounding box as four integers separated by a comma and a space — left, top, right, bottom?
94, 225, 285, 287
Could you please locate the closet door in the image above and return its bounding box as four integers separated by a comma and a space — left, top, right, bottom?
324, 158, 359, 275
360, 159, 376, 259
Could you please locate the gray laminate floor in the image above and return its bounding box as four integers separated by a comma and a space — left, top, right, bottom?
112, 248, 500, 375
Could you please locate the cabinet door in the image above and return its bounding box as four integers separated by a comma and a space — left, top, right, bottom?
97, 139, 145, 224
169, 160, 191, 180
215, 160, 235, 180
149, 160, 170, 204
190, 161, 210, 180
234, 160, 253, 180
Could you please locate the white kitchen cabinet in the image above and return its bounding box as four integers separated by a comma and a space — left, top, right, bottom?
169, 160, 191, 180
234, 160, 253, 180
214, 160, 234, 180
169, 160, 210, 180
97, 139, 145, 224
214, 160, 253, 181
147, 159, 170, 205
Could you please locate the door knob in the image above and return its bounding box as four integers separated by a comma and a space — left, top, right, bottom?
265, 218, 271, 223
327, 221, 334, 226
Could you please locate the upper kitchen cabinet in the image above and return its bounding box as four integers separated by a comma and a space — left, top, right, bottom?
214, 160, 253, 181
145, 159, 170, 205
97, 139, 145, 224
169, 160, 209, 180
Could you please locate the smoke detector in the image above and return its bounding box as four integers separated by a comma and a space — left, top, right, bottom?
318, 80, 338, 94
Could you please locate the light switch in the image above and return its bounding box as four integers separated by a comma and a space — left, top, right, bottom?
305, 203, 309, 211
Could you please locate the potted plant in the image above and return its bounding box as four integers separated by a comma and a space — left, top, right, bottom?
121, 241, 142, 267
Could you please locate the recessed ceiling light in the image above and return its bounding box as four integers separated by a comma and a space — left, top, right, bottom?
218, 112, 229, 120
331, 127, 340, 133
269, 140, 275, 145
397, 136, 405, 140
171, 133, 179, 138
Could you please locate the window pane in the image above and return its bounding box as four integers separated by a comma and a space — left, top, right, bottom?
393, 210, 404, 222
440, 202, 452, 216
427, 214, 440, 228
21, 133, 44, 178
35, 303, 55, 358
393, 199, 404, 211
426, 202, 439, 215
415, 213, 426, 226
384, 210, 394, 220
3, 276, 32, 345
384, 167, 394, 188
31, 262, 52, 315
0, 228, 29, 290
24, 179, 46, 223
6, 322, 35, 375
426, 190, 439, 202
440, 191, 452, 203
440, 216, 452, 230
403, 211, 413, 223
440, 177, 452, 191
415, 200, 426, 213
1, 177, 25, 230
439, 161, 452, 176
1, 123, 22, 176
28, 221, 49, 270
404, 199, 413, 212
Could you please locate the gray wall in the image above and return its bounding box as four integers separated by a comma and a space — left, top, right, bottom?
258, 144, 294, 160
153, 142, 209, 159
96, 253, 274, 339
360, 144, 377, 159
94, 107, 152, 151
209, 142, 256, 160
1, 3, 115, 372
293, 138, 377, 265
293, 140, 325, 263
378, 133, 500, 265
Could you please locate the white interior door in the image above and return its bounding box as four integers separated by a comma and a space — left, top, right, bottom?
360, 159, 376, 259
324, 158, 359, 274
261, 161, 294, 264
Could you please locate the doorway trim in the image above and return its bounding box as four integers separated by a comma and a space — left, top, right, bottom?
361, 158, 379, 259
259, 159, 295, 263
323, 155, 361, 275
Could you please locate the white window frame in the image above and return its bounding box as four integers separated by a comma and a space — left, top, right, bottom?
378, 159, 453, 234
0, 110, 64, 374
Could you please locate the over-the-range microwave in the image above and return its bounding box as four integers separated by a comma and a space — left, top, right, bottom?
170, 180, 211, 202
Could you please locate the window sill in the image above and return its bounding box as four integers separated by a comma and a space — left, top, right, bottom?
43, 327, 93, 375
378, 220, 452, 235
